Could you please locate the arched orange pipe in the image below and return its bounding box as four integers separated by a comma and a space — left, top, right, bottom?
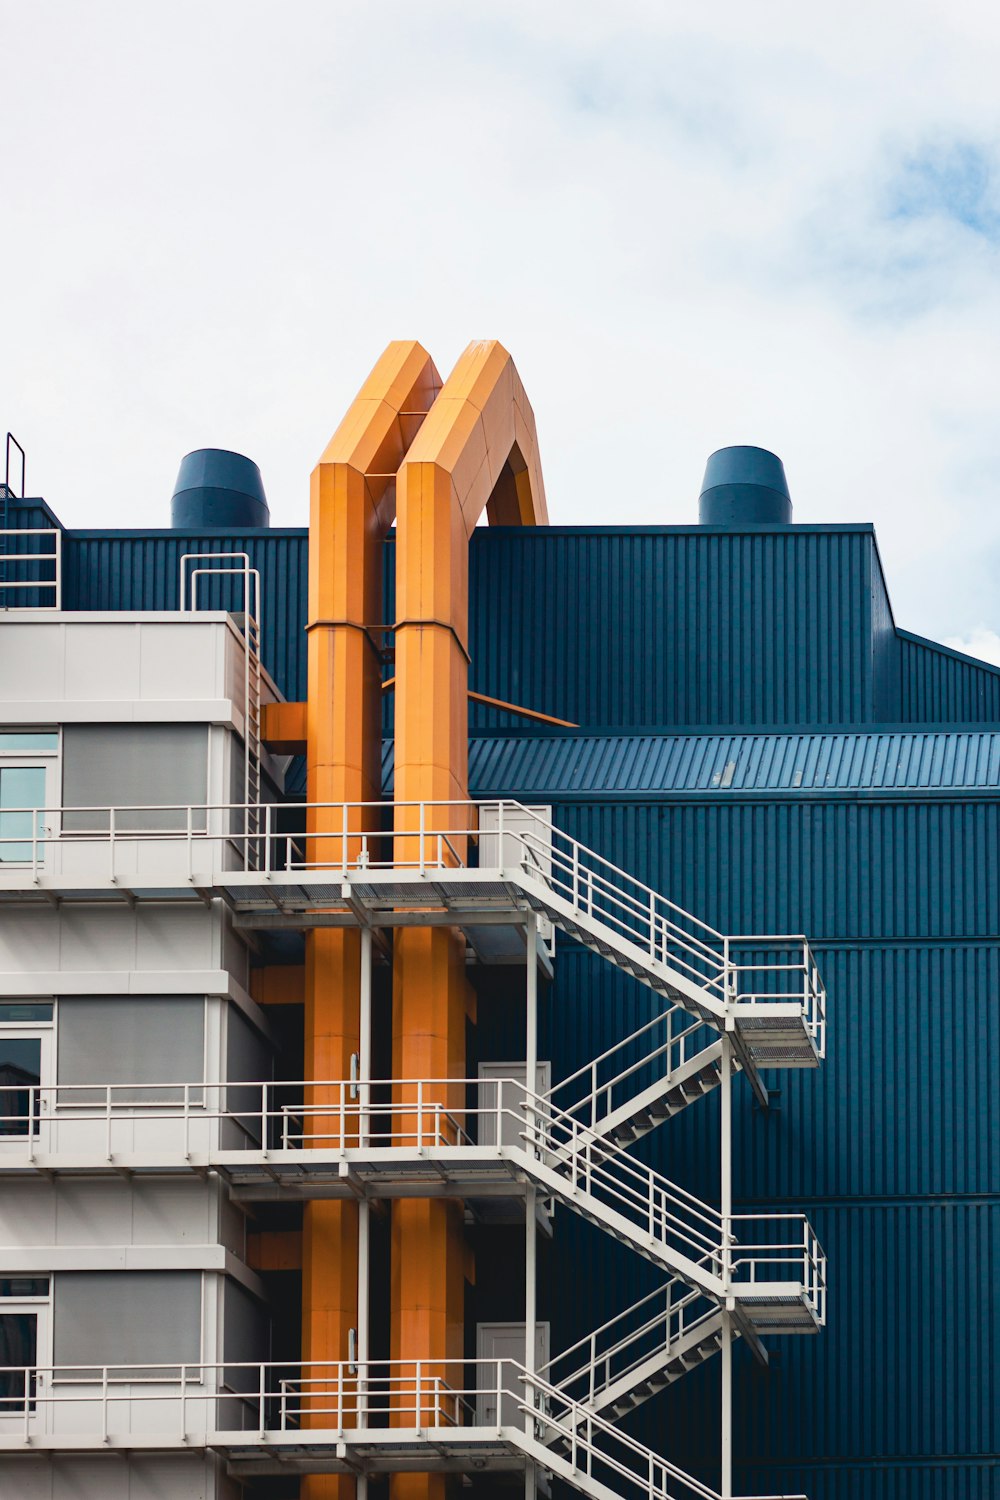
389, 343, 547, 1500
304, 340, 441, 1500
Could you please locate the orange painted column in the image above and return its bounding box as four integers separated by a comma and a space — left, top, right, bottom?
389, 342, 547, 1500
303, 343, 440, 1500
391, 461, 472, 1500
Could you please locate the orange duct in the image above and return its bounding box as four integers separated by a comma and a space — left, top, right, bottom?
390, 341, 547, 1500
304, 340, 441, 1500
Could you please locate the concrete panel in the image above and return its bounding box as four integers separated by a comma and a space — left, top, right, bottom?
0, 1178, 56, 1244
0, 1452, 230, 1500
0, 907, 58, 973
131, 1179, 214, 1246
137, 623, 224, 703
64, 623, 141, 701
58, 906, 137, 972
0, 622, 64, 701
55, 1179, 132, 1246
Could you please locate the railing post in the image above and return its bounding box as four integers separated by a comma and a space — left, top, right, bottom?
101, 1363, 109, 1444
26, 1086, 35, 1163
419, 802, 426, 875
105, 1083, 113, 1163
108, 805, 116, 883
497, 800, 505, 872
179, 1363, 187, 1441
259, 1361, 267, 1439
416, 1359, 423, 1432
261, 1082, 268, 1153
342, 803, 349, 875
183, 1081, 191, 1160
416, 1081, 423, 1151
264, 800, 273, 875
186, 803, 193, 879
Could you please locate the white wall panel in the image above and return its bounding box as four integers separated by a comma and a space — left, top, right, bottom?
0, 906, 237, 982
0, 1451, 232, 1499
63, 624, 142, 701
0, 1179, 218, 1249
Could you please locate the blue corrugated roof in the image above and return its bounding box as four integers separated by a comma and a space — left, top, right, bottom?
379, 731, 1000, 796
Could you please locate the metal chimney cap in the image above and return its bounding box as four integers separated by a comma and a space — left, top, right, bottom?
171, 448, 270, 530
699, 445, 792, 527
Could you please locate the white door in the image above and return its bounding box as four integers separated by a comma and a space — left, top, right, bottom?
477, 1321, 549, 1427
477, 1062, 551, 1149
0, 1280, 50, 1433
0, 1024, 53, 1153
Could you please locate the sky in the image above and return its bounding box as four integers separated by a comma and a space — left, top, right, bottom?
4, 0, 1000, 657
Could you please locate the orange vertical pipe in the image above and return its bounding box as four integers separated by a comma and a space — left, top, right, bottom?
391, 342, 547, 1500
304, 342, 440, 1500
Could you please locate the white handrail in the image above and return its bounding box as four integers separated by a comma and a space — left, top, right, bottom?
541, 1278, 719, 1407
0, 796, 825, 1051
0, 1356, 807, 1499
0, 527, 61, 609
0, 1074, 824, 1316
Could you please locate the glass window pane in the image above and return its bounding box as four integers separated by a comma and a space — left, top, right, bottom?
62, 726, 207, 831
0, 1279, 49, 1299
0, 732, 57, 753
0, 1312, 37, 1409
54, 1272, 200, 1378
0, 1004, 52, 1024
0, 768, 45, 864
0, 1038, 41, 1136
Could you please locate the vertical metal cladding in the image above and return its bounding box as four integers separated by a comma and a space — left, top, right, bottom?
899, 629, 1000, 722
513, 790, 1000, 1494
540, 796, 1000, 939
61, 529, 309, 702
463, 525, 883, 728
731, 1203, 1000, 1464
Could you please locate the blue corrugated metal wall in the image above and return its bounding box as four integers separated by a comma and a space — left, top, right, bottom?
474, 784, 1000, 1493
22, 496, 1000, 1494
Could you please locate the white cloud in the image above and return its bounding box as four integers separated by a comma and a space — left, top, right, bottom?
3, 1, 1000, 647
943, 626, 1000, 667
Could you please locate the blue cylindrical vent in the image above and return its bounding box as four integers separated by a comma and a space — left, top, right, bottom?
699, 446, 792, 526
170, 449, 270, 529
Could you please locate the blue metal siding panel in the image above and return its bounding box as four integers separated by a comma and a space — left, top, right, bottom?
899, 631, 1000, 723
463, 527, 880, 728
511, 798, 1000, 940
61, 530, 309, 702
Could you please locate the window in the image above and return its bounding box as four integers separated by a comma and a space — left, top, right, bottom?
0, 1003, 52, 1139
62, 725, 208, 831
0, 1277, 50, 1412
53, 1272, 200, 1378
0, 733, 56, 864
56, 997, 205, 1104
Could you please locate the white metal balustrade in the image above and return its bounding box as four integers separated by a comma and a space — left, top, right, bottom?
0, 797, 825, 1066
0, 1356, 805, 1500
540, 1279, 724, 1415
0, 527, 61, 608
0, 1074, 825, 1333
549, 1004, 724, 1147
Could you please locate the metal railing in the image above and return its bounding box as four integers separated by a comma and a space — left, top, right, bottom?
0, 527, 61, 608
0, 1356, 805, 1500
0, 1074, 825, 1317
0, 796, 825, 1050
548, 1005, 719, 1132
540, 1279, 720, 1408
